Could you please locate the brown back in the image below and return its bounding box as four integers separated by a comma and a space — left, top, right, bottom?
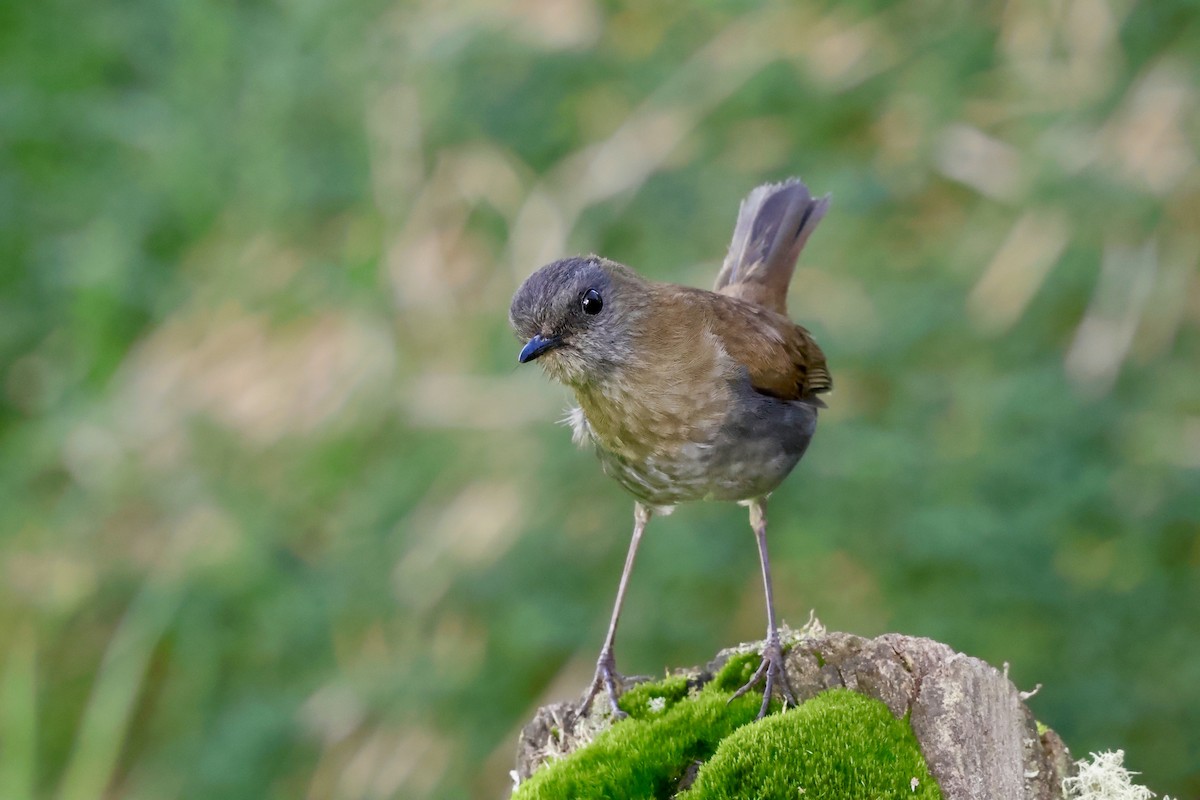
710, 179, 831, 401
701, 291, 832, 402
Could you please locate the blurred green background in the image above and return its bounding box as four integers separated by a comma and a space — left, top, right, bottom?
2, 0, 1198, 797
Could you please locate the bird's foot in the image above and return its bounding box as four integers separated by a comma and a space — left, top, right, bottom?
579, 648, 627, 719
729, 634, 796, 719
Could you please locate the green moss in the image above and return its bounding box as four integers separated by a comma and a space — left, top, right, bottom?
513, 654, 765, 800
515, 656, 942, 800
684, 689, 942, 800
617, 673, 692, 720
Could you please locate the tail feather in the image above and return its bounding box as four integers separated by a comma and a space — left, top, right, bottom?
714, 178, 830, 315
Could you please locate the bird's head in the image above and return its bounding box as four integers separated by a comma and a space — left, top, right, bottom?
509, 255, 648, 387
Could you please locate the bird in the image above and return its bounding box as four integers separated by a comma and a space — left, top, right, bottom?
508, 178, 831, 720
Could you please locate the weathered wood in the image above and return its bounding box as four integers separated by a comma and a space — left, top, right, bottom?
515, 624, 1074, 798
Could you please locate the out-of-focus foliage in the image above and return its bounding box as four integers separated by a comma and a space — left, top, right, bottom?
1, 0, 1197, 798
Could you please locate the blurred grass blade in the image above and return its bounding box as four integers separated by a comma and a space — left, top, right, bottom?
56, 582, 182, 800
1, 626, 37, 800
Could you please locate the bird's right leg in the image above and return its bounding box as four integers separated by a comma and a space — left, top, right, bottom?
579, 502, 652, 719
730, 498, 797, 719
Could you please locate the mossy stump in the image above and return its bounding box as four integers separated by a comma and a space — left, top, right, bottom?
513, 621, 1073, 799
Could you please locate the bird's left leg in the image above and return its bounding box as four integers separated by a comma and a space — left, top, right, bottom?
579, 502, 652, 719
730, 497, 797, 718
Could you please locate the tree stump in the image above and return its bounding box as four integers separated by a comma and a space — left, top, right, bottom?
514, 620, 1074, 799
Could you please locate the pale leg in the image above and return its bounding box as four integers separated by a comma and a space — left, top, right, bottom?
580, 502, 652, 718
730, 497, 797, 718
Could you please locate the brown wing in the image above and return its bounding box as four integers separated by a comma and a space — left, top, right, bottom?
702, 291, 831, 403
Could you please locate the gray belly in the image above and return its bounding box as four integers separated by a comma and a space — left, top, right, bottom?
581, 393, 819, 508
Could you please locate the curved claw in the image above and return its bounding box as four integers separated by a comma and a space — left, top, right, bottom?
729, 637, 796, 719
579, 648, 628, 719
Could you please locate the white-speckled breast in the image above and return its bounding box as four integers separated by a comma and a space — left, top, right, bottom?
567, 379, 819, 509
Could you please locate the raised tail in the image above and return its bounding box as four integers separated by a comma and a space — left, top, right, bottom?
713, 178, 830, 315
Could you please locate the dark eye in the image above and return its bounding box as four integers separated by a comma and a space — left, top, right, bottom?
581, 288, 603, 315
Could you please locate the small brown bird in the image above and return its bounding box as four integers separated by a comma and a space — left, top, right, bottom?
509, 179, 831, 719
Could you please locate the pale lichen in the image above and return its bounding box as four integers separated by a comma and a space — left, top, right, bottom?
1062, 751, 1171, 800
